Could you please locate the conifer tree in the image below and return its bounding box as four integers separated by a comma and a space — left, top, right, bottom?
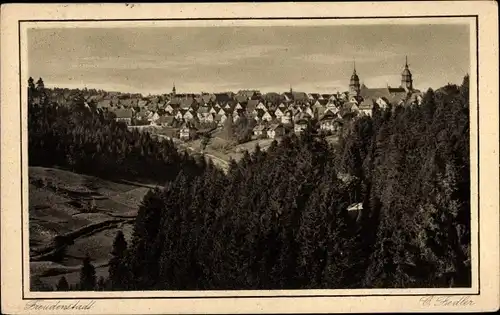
56, 276, 69, 291
108, 230, 128, 290
79, 254, 96, 290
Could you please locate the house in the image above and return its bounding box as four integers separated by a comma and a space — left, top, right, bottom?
302, 106, 314, 118
180, 123, 197, 140
232, 109, 246, 123
313, 99, 329, 108
319, 112, 339, 131
197, 107, 211, 122
246, 100, 260, 115
294, 118, 309, 133
274, 108, 285, 119
214, 93, 232, 104
256, 101, 267, 111
113, 108, 134, 125
262, 111, 275, 122
148, 112, 160, 124
97, 99, 112, 109
267, 123, 285, 139
234, 102, 244, 110
209, 106, 218, 114
215, 113, 228, 126
253, 124, 267, 137
283, 92, 293, 102
183, 110, 195, 121
281, 110, 293, 125
358, 99, 375, 116
308, 93, 321, 101
253, 109, 267, 122
158, 115, 176, 127
204, 113, 216, 123
165, 103, 178, 115
175, 109, 187, 120
138, 99, 149, 108
346, 202, 363, 221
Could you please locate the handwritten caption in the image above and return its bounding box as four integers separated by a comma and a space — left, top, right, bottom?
420, 296, 475, 308
25, 300, 96, 311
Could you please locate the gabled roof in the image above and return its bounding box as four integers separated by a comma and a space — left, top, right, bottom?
283, 92, 293, 100
237, 90, 260, 99
214, 93, 232, 103
180, 98, 194, 109
309, 93, 321, 100
292, 91, 309, 101
113, 108, 133, 119
158, 115, 175, 124
97, 99, 111, 108
119, 99, 138, 108
319, 111, 337, 121
294, 111, 312, 123
138, 100, 149, 107
268, 123, 283, 131
235, 95, 248, 103
246, 100, 260, 112
315, 99, 329, 106
347, 203, 363, 211
197, 107, 210, 114
359, 99, 374, 109
255, 108, 267, 118
253, 124, 267, 132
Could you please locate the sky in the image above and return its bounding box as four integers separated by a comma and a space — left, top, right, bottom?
27, 23, 470, 95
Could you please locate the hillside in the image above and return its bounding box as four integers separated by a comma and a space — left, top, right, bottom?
29, 166, 152, 291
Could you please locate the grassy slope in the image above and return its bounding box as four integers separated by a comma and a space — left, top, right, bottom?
29, 166, 150, 290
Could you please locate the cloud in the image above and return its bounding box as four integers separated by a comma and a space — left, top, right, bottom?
294, 50, 403, 66
72, 44, 287, 71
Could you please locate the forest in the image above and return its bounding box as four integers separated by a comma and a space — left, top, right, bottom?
28, 78, 205, 184
29, 76, 471, 290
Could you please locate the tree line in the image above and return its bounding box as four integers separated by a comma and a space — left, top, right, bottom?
28, 78, 206, 184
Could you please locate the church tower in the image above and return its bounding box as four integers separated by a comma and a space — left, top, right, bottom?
349, 61, 361, 98
401, 56, 413, 91
171, 82, 176, 97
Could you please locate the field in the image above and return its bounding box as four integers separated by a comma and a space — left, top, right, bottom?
29, 167, 152, 291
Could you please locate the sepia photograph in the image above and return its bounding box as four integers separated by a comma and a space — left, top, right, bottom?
1, 2, 499, 314
26, 22, 473, 292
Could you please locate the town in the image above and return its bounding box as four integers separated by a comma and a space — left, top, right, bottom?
31, 58, 422, 145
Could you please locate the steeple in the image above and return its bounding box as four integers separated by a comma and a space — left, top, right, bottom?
401, 55, 413, 91
349, 59, 360, 98
172, 82, 176, 96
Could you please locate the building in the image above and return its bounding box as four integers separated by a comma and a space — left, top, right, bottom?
267, 123, 285, 139
180, 123, 196, 140
113, 108, 133, 125
253, 124, 267, 137
348, 56, 421, 110
294, 118, 309, 133
319, 112, 340, 131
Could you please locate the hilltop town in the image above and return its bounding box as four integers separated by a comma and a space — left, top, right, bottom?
30, 58, 423, 144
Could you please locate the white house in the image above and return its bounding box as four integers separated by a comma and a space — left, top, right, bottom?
267, 124, 285, 139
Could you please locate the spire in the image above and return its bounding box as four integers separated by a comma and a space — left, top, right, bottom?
405, 55, 409, 68
353, 59, 357, 74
